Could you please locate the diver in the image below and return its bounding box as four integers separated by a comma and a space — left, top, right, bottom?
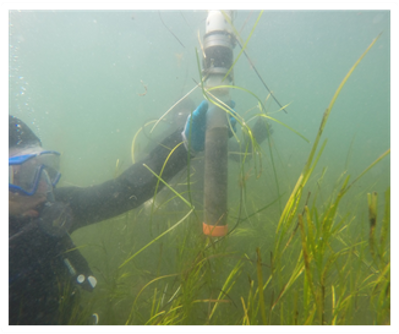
9, 100, 215, 325
9, 99, 271, 325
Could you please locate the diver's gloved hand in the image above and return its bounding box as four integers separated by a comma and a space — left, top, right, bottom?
182, 100, 237, 153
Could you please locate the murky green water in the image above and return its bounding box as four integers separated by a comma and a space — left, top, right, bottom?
9, 10, 390, 325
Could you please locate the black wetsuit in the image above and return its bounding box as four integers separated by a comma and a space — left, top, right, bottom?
9, 130, 188, 325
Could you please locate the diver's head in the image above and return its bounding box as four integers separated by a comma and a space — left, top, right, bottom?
9, 116, 61, 218
9, 115, 42, 151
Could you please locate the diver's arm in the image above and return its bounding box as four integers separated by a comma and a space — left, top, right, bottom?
55, 129, 188, 232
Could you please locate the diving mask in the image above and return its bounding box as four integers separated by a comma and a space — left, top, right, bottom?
9, 149, 61, 196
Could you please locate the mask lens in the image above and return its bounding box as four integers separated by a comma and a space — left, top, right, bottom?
9, 151, 61, 195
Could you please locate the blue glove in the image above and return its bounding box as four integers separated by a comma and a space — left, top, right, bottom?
182, 100, 237, 153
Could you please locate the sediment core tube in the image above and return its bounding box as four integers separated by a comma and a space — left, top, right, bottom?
203, 102, 229, 236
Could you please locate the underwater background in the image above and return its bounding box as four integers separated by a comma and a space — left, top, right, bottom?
9, 10, 390, 325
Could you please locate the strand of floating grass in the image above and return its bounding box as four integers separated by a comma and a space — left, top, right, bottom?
344, 148, 390, 192
206, 85, 308, 143
143, 163, 193, 209
119, 153, 194, 269
222, 10, 244, 45
119, 208, 194, 270
131, 119, 158, 164
239, 11, 255, 35
158, 11, 185, 48
249, 113, 309, 143
197, 30, 206, 59
180, 11, 192, 31
150, 84, 199, 133
221, 11, 288, 114
232, 194, 283, 226
244, 98, 291, 123
237, 40, 288, 114
222, 11, 263, 83
148, 142, 187, 221
183, 112, 198, 220
145, 144, 194, 225
194, 48, 211, 106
